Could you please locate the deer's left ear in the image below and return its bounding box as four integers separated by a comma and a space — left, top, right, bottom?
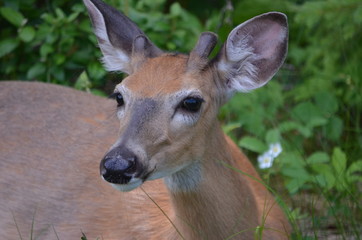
214, 12, 288, 96
83, 0, 162, 74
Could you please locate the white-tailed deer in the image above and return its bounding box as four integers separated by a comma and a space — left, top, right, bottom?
0, 0, 290, 239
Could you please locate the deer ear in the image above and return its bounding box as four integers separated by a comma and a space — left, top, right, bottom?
83, 0, 162, 74
215, 12, 288, 96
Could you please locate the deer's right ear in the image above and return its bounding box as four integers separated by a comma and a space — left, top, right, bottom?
83, 0, 162, 74
214, 12, 288, 98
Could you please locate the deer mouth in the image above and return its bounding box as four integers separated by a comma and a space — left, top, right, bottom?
105, 166, 156, 192
109, 178, 143, 192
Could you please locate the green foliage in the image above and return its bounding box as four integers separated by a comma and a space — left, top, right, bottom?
220, 1, 362, 231
0, 0, 217, 90
1, 0, 361, 238
239, 136, 267, 154
0, 0, 106, 88
122, 0, 205, 51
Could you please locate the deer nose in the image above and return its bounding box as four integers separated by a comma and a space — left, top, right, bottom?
100, 147, 139, 184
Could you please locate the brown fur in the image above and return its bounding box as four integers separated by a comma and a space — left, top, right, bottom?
124, 54, 189, 97
0, 82, 172, 239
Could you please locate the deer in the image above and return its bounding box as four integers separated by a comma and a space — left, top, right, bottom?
0, 0, 290, 239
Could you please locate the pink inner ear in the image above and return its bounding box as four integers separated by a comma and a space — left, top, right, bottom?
255, 22, 286, 60
217, 12, 288, 93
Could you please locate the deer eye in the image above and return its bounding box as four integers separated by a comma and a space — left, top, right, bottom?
109, 92, 124, 107
180, 97, 203, 112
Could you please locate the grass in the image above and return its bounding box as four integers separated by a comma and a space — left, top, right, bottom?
267, 175, 361, 239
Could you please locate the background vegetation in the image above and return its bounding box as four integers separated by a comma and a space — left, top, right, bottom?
1, 0, 361, 238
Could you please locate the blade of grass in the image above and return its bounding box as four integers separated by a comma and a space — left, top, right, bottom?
140, 187, 185, 240
52, 225, 60, 240
11, 211, 23, 240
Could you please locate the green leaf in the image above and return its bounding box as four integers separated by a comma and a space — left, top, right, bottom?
291, 101, 322, 125
297, 125, 312, 138
74, 71, 91, 91
279, 151, 306, 167
238, 136, 267, 153
67, 12, 80, 22
354, 5, 362, 23
310, 165, 335, 190
314, 91, 338, 116
0, 39, 19, 57
285, 177, 309, 194
306, 152, 329, 164
278, 121, 311, 137
19, 26, 35, 42
307, 116, 328, 128
346, 160, 362, 183
27, 63, 46, 79
166, 42, 176, 50
332, 147, 347, 174
331, 148, 349, 191
51, 66, 65, 81
265, 129, 280, 144
324, 116, 343, 141
55, 8, 65, 19
222, 123, 242, 135
87, 61, 106, 81
170, 3, 182, 17
40, 44, 54, 58
0, 7, 25, 27
154, 21, 170, 31
314, 174, 328, 188
90, 89, 107, 97
279, 121, 300, 132
54, 54, 66, 65
281, 167, 310, 179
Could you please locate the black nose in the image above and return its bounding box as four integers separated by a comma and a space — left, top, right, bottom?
100, 147, 138, 184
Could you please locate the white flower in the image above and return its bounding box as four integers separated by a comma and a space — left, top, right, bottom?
258, 153, 274, 169
268, 142, 282, 158
257, 142, 282, 169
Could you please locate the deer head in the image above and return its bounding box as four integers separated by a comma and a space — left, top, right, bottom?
84, 0, 288, 192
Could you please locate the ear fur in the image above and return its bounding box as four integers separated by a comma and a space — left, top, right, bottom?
215, 12, 288, 96
187, 32, 218, 72
83, 0, 162, 74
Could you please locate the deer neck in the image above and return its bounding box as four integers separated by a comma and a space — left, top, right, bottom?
164, 124, 259, 240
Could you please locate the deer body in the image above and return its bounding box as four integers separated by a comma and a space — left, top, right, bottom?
0, 0, 290, 239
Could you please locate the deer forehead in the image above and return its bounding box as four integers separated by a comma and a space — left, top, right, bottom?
118, 54, 210, 98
